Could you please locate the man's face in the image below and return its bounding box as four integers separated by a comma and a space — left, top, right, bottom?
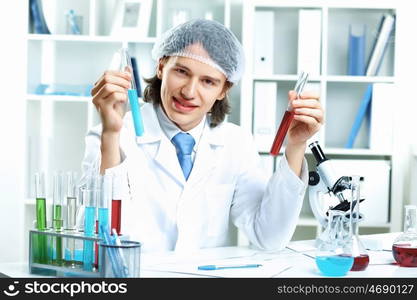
157, 55, 227, 131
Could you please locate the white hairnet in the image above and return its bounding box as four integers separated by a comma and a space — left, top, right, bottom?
151, 19, 245, 83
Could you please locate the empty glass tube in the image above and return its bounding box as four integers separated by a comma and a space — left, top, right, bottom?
65, 171, 79, 267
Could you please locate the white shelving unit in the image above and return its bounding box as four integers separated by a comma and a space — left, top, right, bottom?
24, 0, 242, 253
241, 0, 411, 240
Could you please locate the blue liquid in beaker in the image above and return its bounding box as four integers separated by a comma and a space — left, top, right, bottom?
315, 255, 354, 276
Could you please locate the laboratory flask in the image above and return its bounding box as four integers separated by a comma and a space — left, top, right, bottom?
392, 205, 417, 267
315, 209, 353, 276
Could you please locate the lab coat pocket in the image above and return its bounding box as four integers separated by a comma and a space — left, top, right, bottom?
206, 184, 235, 237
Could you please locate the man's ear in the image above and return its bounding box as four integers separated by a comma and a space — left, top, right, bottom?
218, 81, 233, 100
157, 57, 168, 80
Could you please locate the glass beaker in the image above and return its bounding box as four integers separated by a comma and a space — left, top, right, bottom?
345, 175, 369, 271
392, 205, 417, 267
315, 210, 354, 276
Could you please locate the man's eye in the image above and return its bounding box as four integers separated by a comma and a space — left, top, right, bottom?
203, 79, 214, 86
176, 68, 187, 75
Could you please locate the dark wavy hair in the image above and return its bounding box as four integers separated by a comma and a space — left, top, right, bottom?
143, 64, 233, 128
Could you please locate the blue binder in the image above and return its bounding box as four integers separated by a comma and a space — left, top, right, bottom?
131, 57, 142, 97
345, 84, 373, 148
348, 25, 366, 76
29, 0, 50, 34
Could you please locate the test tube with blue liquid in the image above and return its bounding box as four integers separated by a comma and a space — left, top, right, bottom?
82, 176, 98, 271
111, 47, 144, 138
52, 172, 64, 266
98, 175, 111, 240
95, 174, 111, 269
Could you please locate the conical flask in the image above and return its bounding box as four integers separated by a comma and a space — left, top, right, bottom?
315, 209, 353, 276
346, 175, 369, 271
392, 205, 417, 267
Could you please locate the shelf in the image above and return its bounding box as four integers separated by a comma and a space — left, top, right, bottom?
325, 75, 395, 83
253, 74, 322, 82
260, 148, 391, 157
27, 34, 157, 44
252, 0, 398, 9
27, 94, 91, 102
252, 74, 395, 83
360, 222, 392, 228
322, 148, 392, 156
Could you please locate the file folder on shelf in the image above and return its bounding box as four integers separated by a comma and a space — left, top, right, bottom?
348, 24, 366, 76
366, 14, 395, 76
253, 10, 274, 74
297, 9, 322, 76
253, 81, 277, 152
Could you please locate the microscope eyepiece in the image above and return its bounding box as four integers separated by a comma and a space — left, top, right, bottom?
309, 141, 328, 165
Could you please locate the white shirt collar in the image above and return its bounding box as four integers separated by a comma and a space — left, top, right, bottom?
156, 104, 206, 148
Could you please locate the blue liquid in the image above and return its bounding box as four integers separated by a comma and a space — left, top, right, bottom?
83, 206, 95, 271
65, 248, 83, 262
315, 255, 354, 276
128, 89, 144, 136
98, 208, 109, 238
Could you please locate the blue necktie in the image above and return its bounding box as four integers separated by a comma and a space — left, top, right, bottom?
172, 132, 195, 180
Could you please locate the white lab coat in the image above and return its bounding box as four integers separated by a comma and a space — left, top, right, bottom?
81, 103, 308, 253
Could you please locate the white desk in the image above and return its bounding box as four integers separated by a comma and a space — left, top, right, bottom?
2, 233, 416, 278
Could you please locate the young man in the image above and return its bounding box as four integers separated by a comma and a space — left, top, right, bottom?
86, 19, 324, 252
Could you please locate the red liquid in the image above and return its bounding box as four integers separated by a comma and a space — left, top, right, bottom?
392, 244, 417, 267
270, 110, 294, 156
111, 200, 122, 235
351, 254, 369, 271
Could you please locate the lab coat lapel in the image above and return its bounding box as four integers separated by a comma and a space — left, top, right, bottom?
135, 103, 185, 186
187, 121, 224, 185
154, 136, 186, 185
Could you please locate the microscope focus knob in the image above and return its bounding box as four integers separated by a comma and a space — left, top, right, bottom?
308, 171, 320, 186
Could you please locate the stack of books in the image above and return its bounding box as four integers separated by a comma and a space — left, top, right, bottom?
345, 13, 395, 149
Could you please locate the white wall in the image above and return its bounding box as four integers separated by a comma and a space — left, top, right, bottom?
0, 1, 27, 262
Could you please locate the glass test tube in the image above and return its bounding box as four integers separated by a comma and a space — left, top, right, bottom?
34, 172, 48, 264
52, 172, 64, 265
111, 175, 122, 235
65, 171, 78, 267
83, 176, 98, 271
99, 174, 111, 237
270, 72, 309, 156
120, 47, 144, 137
96, 174, 111, 269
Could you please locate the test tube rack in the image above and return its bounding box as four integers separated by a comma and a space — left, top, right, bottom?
29, 229, 103, 277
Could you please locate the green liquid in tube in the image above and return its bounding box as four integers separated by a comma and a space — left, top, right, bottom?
53, 204, 63, 266
35, 197, 48, 264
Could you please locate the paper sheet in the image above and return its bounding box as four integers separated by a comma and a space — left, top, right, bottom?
142, 248, 297, 278
143, 257, 292, 278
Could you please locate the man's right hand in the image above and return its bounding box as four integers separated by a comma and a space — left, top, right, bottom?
91, 70, 131, 134
91, 70, 131, 173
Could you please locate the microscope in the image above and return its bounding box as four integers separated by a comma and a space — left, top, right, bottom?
308, 141, 364, 227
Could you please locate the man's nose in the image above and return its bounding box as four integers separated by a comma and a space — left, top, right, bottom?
181, 77, 198, 100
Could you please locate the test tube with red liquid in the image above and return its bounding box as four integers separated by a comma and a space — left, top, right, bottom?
270, 72, 309, 156
111, 175, 122, 235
